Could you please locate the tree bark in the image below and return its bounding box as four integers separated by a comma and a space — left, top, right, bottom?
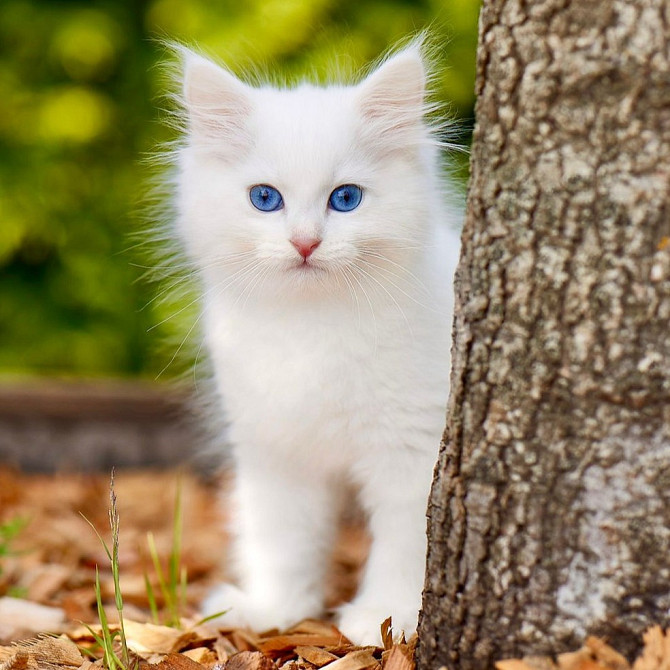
417, 1, 670, 668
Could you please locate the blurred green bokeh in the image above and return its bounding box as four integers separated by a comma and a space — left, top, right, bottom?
0, 0, 479, 380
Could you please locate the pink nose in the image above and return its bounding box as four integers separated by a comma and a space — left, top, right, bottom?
291, 237, 321, 260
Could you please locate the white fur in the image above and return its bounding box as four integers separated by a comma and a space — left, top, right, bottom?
173, 44, 461, 645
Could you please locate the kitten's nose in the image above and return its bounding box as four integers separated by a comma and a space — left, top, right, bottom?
290, 236, 321, 260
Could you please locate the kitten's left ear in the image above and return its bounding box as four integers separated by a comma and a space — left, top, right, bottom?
356, 46, 427, 142
181, 49, 253, 149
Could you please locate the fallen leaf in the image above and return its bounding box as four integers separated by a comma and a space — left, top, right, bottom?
496, 661, 543, 670
380, 619, 393, 652
0, 635, 84, 670
633, 627, 670, 670
259, 634, 346, 656
182, 647, 218, 664
214, 635, 238, 663
295, 645, 339, 666
584, 637, 629, 670
23, 564, 72, 603
0, 597, 66, 639
382, 646, 413, 670
225, 650, 275, 670
321, 649, 378, 670
124, 620, 199, 655
149, 652, 207, 669
230, 629, 261, 653
558, 638, 630, 670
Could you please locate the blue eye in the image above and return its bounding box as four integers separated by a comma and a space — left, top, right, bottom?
328, 184, 362, 212
250, 184, 283, 212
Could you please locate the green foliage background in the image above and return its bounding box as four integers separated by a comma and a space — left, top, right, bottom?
0, 0, 479, 379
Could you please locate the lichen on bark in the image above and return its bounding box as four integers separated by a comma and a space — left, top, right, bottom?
418, 1, 670, 668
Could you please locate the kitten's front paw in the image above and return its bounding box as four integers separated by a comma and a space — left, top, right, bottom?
201, 582, 320, 632
200, 583, 259, 629
337, 602, 417, 647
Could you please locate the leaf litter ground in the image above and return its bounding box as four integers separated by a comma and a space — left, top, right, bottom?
0, 467, 668, 670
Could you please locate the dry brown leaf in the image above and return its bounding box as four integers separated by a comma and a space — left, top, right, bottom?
76, 662, 99, 670
181, 647, 217, 665
122, 620, 199, 655
520, 658, 560, 670
380, 619, 393, 652
214, 635, 238, 663
230, 629, 262, 652
295, 645, 339, 666
320, 649, 379, 670
225, 650, 276, 670
259, 634, 346, 656
0, 650, 30, 670
496, 661, 542, 670
0, 635, 84, 670
382, 646, 413, 670
288, 621, 348, 640
0, 597, 66, 640
633, 627, 670, 670
558, 638, 630, 670
584, 637, 630, 670
280, 661, 317, 670
148, 652, 207, 669
23, 564, 72, 603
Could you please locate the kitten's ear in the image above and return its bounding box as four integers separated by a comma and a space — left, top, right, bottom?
356, 46, 427, 145
181, 50, 252, 146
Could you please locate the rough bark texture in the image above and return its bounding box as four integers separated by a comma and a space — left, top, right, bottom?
417, 1, 670, 668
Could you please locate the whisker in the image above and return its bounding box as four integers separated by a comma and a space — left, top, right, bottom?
148, 257, 259, 331
352, 264, 414, 340
360, 251, 431, 296
338, 266, 362, 329
237, 262, 273, 311
155, 258, 263, 378
344, 266, 378, 353
357, 258, 435, 313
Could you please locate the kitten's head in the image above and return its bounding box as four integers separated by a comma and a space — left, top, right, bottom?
175, 43, 445, 306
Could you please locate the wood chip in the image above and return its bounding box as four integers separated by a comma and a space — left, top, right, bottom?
225, 651, 275, 670
150, 652, 207, 669
124, 620, 199, 655
0, 597, 66, 638
23, 564, 72, 603
321, 649, 378, 670
382, 646, 413, 670
230, 629, 261, 652
214, 635, 238, 663
380, 619, 393, 652
0, 635, 84, 670
182, 647, 218, 664
633, 627, 670, 670
259, 634, 345, 656
496, 662, 541, 670
288, 621, 348, 639
557, 638, 631, 670
295, 645, 339, 666
584, 637, 630, 670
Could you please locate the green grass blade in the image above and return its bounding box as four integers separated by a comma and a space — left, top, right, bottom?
144, 572, 159, 625
80, 513, 113, 562
193, 609, 230, 627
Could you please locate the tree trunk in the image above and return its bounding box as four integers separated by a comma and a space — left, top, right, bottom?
417, 1, 670, 668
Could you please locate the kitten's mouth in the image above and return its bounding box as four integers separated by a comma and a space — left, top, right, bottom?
290, 259, 324, 274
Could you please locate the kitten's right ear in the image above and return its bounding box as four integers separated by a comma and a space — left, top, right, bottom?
181, 50, 252, 146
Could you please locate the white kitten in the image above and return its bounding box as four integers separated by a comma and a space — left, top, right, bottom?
173, 42, 461, 645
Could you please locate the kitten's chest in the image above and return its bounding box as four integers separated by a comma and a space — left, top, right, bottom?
205, 301, 415, 424
210, 308, 382, 394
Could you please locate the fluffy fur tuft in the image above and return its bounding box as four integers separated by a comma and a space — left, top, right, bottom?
167, 40, 462, 645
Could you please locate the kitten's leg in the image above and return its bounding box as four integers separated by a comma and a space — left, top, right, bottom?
337, 449, 434, 645
202, 455, 335, 631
